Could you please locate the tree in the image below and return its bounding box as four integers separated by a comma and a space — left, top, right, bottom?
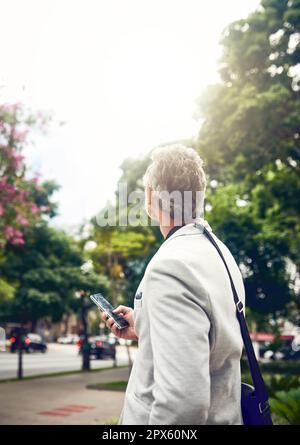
0, 101, 108, 330
195, 0, 300, 320
87, 223, 157, 308
0, 102, 57, 248
85, 153, 160, 308
0, 223, 108, 331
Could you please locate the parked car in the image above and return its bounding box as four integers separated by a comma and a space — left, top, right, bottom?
10, 333, 47, 353
258, 341, 273, 359
263, 339, 300, 361
270, 345, 300, 361
57, 334, 79, 345
77, 335, 116, 360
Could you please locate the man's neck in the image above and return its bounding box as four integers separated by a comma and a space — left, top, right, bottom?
160, 223, 175, 239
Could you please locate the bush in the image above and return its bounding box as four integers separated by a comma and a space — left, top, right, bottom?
261, 361, 300, 376
267, 375, 300, 398
242, 360, 300, 424
270, 387, 300, 425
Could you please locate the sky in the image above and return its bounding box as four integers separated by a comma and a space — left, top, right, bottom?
0, 0, 260, 229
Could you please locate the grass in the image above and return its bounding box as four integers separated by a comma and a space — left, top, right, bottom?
86, 380, 128, 391
98, 417, 119, 425
0, 365, 129, 384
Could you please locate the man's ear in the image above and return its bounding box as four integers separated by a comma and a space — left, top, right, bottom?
145, 187, 156, 220
145, 187, 152, 217
146, 187, 152, 207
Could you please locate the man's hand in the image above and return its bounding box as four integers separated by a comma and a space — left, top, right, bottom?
101, 305, 138, 341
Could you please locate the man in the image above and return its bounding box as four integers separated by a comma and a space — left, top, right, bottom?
102, 144, 245, 424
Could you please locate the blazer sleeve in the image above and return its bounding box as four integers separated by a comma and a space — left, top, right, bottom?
143, 257, 212, 425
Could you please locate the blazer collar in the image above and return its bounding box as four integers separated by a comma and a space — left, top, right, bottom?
163, 218, 213, 244
165, 225, 185, 241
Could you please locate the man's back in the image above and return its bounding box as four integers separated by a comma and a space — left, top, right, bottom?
119, 222, 245, 425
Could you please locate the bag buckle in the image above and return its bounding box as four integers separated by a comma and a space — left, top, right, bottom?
236, 300, 244, 312
259, 401, 270, 415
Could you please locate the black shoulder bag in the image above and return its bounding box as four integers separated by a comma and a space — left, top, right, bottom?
202, 226, 273, 425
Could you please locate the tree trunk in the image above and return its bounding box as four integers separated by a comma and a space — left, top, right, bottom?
31, 319, 37, 333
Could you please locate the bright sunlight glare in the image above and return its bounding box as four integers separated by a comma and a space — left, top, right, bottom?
0, 0, 260, 228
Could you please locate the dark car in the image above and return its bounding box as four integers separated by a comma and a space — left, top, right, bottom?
273, 344, 300, 361
78, 335, 116, 360
263, 338, 300, 361
10, 333, 47, 353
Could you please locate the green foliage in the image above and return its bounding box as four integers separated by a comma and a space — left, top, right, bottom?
0, 103, 111, 329
87, 380, 127, 391
0, 102, 58, 248
87, 221, 157, 308
267, 374, 300, 397
119, 155, 151, 194
242, 361, 300, 424
260, 359, 300, 376
205, 178, 295, 314
0, 224, 108, 326
88, 2, 300, 322
89, 310, 102, 336
242, 360, 300, 386
99, 417, 119, 425
0, 278, 15, 304
195, 0, 300, 319
270, 387, 300, 425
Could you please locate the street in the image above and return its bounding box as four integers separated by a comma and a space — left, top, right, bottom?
0, 343, 137, 380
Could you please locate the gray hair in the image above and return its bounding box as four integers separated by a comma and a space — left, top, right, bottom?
143, 144, 206, 224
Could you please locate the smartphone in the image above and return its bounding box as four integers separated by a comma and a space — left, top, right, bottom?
90, 293, 129, 330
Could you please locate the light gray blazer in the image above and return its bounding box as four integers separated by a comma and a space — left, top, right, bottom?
118, 220, 245, 425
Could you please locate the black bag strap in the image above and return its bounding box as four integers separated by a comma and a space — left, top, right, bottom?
201, 226, 269, 403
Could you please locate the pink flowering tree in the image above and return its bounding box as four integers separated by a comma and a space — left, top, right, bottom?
0, 102, 57, 248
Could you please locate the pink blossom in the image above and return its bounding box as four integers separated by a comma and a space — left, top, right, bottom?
14, 130, 28, 143
0, 203, 4, 216
11, 148, 25, 163
0, 176, 8, 187
13, 229, 23, 238
1, 103, 18, 113
4, 225, 15, 240
4, 226, 25, 245
0, 177, 15, 195
30, 175, 40, 184
17, 189, 29, 202
11, 236, 25, 246
16, 214, 29, 226
30, 203, 40, 214
9, 149, 25, 170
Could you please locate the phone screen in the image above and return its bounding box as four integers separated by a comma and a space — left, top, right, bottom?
90, 293, 129, 330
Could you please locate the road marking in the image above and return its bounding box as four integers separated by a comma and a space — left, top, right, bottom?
38, 411, 70, 417
38, 404, 95, 417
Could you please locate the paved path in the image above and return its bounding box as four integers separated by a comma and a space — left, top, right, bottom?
0, 366, 130, 425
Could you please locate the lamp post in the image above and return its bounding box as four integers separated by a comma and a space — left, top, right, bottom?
76, 290, 90, 371
16, 325, 25, 379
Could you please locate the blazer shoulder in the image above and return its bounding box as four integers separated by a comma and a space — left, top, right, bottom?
143, 245, 211, 311
145, 236, 193, 273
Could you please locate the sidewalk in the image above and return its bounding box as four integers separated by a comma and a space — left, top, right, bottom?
0, 367, 130, 425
